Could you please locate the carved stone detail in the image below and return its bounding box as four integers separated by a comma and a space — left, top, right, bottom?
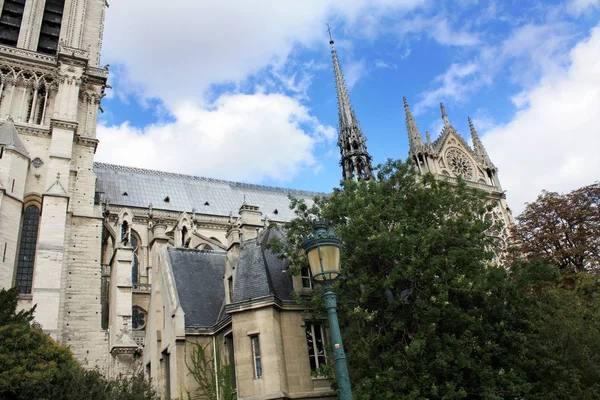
0, 44, 56, 65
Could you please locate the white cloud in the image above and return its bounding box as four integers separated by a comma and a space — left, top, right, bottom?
96, 93, 335, 183
414, 62, 478, 113
483, 25, 600, 215
567, 0, 600, 16
394, 15, 480, 47
344, 59, 367, 90
415, 21, 574, 112
374, 60, 398, 69
102, 0, 426, 106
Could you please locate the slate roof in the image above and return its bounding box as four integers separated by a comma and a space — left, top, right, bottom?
0, 118, 29, 158
233, 227, 294, 303
94, 162, 322, 221
167, 247, 227, 328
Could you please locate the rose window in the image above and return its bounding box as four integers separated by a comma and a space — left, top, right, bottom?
132, 306, 147, 330
446, 148, 475, 180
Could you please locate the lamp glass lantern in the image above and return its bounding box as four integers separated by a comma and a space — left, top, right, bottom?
302, 220, 342, 282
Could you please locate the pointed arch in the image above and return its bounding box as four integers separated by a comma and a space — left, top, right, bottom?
15, 205, 41, 294
130, 229, 141, 284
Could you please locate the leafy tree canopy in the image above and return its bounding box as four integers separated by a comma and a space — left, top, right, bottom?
513, 182, 599, 277
273, 159, 600, 399
0, 287, 35, 327
0, 290, 158, 400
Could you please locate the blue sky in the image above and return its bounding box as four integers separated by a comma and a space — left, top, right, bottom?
96, 0, 600, 214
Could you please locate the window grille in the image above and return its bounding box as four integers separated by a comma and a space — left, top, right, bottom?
15, 205, 40, 294
37, 0, 65, 54
0, 0, 25, 47
306, 324, 327, 372
250, 335, 262, 378
301, 266, 313, 289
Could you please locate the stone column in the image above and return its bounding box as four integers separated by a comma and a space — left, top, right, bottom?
108, 244, 139, 377
32, 176, 69, 339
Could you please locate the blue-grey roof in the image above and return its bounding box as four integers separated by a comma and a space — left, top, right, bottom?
94, 162, 322, 221
168, 248, 226, 328
233, 227, 294, 303
0, 118, 29, 158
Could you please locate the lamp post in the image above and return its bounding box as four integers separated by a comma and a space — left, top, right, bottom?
302, 220, 353, 400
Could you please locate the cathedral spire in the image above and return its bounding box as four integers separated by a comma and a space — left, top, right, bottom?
329, 32, 373, 181
403, 97, 424, 151
440, 103, 450, 127
468, 117, 494, 167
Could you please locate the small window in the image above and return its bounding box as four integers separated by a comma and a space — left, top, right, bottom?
162, 350, 171, 399
181, 226, 188, 247
306, 324, 327, 372
130, 231, 140, 284
132, 306, 147, 330
301, 266, 313, 289
228, 276, 234, 302
250, 335, 262, 378
121, 220, 129, 243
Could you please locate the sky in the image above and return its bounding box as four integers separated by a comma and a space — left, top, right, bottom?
96, 0, 600, 215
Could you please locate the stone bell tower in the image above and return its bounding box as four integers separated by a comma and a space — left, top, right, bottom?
0, 0, 110, 371
403, 98, 513, 247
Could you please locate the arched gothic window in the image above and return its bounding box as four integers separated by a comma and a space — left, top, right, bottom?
121, 220, 129, 244
130, 231, 140, 284
15, 205, 40, 294
181, 226, 188, 247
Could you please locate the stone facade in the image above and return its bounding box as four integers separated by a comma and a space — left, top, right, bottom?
0, 3, 513, 399
0, 0, 109, 372
403, 99, 514, 246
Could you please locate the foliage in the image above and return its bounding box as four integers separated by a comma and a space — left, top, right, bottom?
0, 289, 158, 400
0, 287, 35, 327
185, 341, 236, 400
0, 323, 78, 399
513, 182, 600, 278
273, 159, 600, 399
518, 271, 600, 400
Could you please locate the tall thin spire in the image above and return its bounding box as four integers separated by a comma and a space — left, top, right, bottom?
468, 117, 493, 167
440, 103, 450, 127
329, 30, 373, 181
403, 97, 424, 152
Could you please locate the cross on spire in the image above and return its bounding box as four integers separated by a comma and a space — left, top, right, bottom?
327, 24, 334, 44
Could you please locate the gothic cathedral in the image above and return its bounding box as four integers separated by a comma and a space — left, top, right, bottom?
0, 3, 511, 399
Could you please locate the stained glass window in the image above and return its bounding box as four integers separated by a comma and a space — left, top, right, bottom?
15, 205, 40, 294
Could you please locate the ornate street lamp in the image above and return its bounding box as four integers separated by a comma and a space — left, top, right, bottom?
302, 220, 353, 400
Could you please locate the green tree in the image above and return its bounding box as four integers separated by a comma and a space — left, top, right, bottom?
0, 288, 158, 400
185, 341, 236, 400
273, 159, 600, 399
512, 182, 600, 278
0, 287, 35, 326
